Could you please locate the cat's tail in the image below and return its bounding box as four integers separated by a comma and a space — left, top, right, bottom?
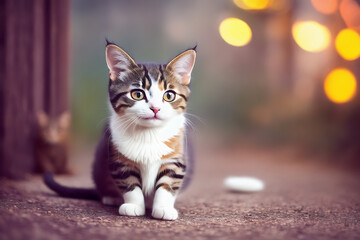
43, 172, 100, 200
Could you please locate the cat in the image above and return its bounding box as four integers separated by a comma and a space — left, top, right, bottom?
35, 111, 71, 174
44, 42, 196, 221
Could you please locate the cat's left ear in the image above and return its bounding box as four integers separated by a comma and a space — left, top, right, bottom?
166, 49, 196, 86
106, 44, 138, 81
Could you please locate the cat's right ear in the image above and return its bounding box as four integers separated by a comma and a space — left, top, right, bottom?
105, 44, 138, 81
37, 111, 48, 127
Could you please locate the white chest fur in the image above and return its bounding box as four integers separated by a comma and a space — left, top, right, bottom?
110, 114, 185, 195
110, 114, 185, 164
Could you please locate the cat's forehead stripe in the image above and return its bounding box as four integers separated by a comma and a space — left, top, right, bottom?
141, 65, 148, 90
147, 66, 160, 82
158, 65, 167, 90
139, 64, 167, 92
132, 82, 141, 88
158, 79, 164, 91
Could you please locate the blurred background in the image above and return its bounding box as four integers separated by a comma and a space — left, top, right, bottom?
71, 0, 360, 167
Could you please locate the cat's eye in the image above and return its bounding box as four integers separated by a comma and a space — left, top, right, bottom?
163, 91, 176, 102
131, 90, 145, 101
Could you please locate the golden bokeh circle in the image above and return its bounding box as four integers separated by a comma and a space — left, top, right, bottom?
235, 0, 272, 10
219, 18, 252, 47
292, 21, 331, 52
335, 28, 360, 61
324, 68, 357, 104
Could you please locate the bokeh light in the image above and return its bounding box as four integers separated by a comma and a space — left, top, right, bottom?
324, 68, 357, 104
335, 28, 360, 61
233, 0, 273, 10
311, 0, 338, 15
219, 18, 252, 47
292, 21, 331, 52
340, 0, 360, 28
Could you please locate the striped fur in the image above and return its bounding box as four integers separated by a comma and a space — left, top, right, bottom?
108, 144, 142, 193
102, 43, 196, 220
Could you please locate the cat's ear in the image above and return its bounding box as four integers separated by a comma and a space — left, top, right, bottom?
58, 111, 71, 129
37, 111, 49, 127
166, 49, 196, 86
105, 44, 138, 81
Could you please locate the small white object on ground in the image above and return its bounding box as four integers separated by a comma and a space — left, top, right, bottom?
224, 176, 265, 192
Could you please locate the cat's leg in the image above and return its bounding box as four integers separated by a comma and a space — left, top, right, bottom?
93, 141, 122, 206
152, 160, 186, 220
119, 186, 145, 216
110, 161, 145, 216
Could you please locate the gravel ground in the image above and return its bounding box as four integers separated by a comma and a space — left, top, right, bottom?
1, 143, 359, 240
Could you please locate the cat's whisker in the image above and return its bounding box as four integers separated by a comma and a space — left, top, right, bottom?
116, 115, 136, 127
184, 118, 196, 131
184, 112, 206, 125
119, 117, 134, 128
121, 116, 138, 134
122, 120, 135, 134
129, 117, 140, 133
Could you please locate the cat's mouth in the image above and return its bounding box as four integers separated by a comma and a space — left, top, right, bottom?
142, 116, 161, 120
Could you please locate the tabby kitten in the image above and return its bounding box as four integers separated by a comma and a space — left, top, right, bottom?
45, 43, 196, 221
35, 111, 71, 174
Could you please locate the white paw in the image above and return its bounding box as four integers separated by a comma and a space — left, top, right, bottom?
119, 203, 145, 216
102, 196, 122, 206
152, 207, 178, 221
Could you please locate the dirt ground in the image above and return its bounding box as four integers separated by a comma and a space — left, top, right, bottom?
1, 142, 360, 240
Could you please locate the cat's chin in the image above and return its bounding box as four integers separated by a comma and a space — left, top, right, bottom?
137, 118, 164, 128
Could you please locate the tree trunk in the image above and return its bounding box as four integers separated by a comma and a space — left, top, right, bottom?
0, 0, 70, 179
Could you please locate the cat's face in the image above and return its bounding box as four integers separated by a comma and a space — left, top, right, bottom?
105, 44, 196, 128
37, 112, 70, 144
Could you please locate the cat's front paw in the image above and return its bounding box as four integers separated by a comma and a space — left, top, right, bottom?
119, 203, 145, 216
152, 207, 178, 221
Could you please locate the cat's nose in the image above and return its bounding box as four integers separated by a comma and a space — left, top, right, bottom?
150, 107, 160, 114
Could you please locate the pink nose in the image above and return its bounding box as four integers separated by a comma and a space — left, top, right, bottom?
150, 107, 160, 114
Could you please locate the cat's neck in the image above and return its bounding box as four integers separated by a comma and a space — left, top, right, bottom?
109, 113, 186, 164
